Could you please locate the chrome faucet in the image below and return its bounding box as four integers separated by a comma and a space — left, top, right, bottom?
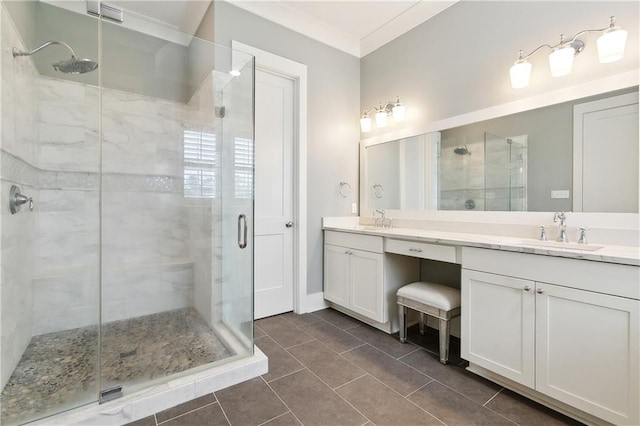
373, 209, 385, 227
553, 212, 568, 242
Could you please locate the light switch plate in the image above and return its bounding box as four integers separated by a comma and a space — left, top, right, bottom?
351, 203, 358, 214
551, 190, 570, 199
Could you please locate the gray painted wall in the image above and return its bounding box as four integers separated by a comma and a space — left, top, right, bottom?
361, 1, 639, 138
211, 1, 361, 295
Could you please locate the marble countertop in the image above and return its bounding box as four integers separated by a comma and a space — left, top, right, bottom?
323, 223, 640, 267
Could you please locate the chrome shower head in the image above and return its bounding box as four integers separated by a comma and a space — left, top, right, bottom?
454, 145, 470, 155
13, 40, 98, 74
53, 57, 99, 74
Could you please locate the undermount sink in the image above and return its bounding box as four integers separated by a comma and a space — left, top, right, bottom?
513, 239, 604, 251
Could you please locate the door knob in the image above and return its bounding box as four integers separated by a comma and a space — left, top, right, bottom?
285, 221, 293, 228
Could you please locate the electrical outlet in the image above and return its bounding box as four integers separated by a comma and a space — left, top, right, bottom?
351, 203, 358, 214
551, 190, 570, 199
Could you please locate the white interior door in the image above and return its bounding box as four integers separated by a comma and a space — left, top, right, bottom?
254, 69, 294, 319
573, 92, 639, 212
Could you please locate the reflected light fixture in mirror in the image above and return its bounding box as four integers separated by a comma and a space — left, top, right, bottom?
361, 96, 405, 133
509, 16, 627, 89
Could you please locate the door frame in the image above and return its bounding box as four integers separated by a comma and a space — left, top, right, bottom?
572, 91, 639, 212
232, 41, 311, 314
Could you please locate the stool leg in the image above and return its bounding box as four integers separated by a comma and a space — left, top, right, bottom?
398, 305, 408, 343
439, 318, 450, 364
419, 313, 426, 335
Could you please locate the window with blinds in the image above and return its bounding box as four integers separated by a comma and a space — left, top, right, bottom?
234, 137, 254, 199
184, 130, 218, 198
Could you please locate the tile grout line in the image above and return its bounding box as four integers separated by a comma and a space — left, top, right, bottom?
339, 342, 368, 355
275, 349, 373, 425
403, 378, 435, 399
260, 375, 305, 425
256, 410, 295, 426
364, 373, 447, 426
156, 401, 219, 425
264, 366, 307, 384
483, 387, 504, 407
332, 372, 369, 391
213, 397, 233, 426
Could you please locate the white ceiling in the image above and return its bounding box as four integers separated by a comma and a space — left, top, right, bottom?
42, 0, 456, 56
228, 0, 458, 57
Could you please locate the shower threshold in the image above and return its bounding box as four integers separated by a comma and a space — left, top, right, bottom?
1, 308, 234, 425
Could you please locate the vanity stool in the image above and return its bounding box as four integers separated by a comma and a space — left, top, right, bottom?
397, 281, 461, 364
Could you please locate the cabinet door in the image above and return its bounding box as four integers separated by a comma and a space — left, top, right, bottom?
324, 244, 350, 307
536, 283, 639, 425
461, 269, 535, 387
350, 249, 384, 322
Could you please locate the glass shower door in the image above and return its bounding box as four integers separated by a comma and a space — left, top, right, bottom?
98, 10, 255, 399
0, 1, 101, 424
484, 132, 528, 211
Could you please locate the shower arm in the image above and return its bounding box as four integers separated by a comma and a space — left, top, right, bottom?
12, 40, 77, 58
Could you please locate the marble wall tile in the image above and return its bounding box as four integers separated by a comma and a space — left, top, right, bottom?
0, 180, 37, 388
0, 5, 39, 390
101, 262, 193, 323
32, 272, 99, 334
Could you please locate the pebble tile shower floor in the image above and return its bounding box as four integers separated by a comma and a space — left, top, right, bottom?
0, 308, 231, 425
128, 308, 583, 426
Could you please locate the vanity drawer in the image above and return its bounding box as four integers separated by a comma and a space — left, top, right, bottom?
385, 239, 457, 263
325, 230, 383, 253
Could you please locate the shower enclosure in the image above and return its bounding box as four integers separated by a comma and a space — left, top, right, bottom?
0, 1, 255, 424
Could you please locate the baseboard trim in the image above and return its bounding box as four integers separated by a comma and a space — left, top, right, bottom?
298, 292, 329, 313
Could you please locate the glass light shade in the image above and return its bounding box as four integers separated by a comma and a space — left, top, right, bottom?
548, 46, 575, 77
597, 28, 627, 63
375, 110, 388, 127
360, 116, 372, 133
392, 104, 405, 122
510, 60, 532, 89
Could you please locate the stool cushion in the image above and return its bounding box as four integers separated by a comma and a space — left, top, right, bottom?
397, 281, 461, 311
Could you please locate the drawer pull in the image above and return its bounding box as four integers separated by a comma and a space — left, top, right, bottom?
409, 248, 423, 253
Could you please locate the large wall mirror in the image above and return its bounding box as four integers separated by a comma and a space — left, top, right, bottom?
361, 86, 639, 213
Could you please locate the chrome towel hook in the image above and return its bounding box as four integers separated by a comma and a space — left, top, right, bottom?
9, 185, 34, 214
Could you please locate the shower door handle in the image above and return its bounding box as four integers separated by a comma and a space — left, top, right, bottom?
238, 214, 247, 249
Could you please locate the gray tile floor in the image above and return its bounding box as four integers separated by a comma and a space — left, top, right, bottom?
129, 308, 583, 426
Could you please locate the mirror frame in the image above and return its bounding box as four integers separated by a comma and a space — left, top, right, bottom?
359, 70, 639, 217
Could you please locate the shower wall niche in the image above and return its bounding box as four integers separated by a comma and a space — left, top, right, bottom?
0, 2, 255, 424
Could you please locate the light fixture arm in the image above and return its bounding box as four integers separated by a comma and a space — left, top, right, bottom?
518, 16, 619, 61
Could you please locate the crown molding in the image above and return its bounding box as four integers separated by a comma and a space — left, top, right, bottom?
360, 1, 457, 57
226, 0, 361, 57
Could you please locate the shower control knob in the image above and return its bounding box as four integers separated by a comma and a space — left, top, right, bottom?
285, 221, 293, 228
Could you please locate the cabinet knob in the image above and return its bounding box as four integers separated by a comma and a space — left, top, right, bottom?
536, 288, 544, 294
524, 286, 531, 291
409, 248, 423, 253
344, 250, 352, 255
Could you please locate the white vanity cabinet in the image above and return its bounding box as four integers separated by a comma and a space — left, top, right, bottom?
461, 270, 535, 387
323, 231, 419, 329
462, 247, 639, 425
324, 231, 385, 322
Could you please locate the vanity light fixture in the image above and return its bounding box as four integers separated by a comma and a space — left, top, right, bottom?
510, 16, 627, 89
360, 96, 405, 133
